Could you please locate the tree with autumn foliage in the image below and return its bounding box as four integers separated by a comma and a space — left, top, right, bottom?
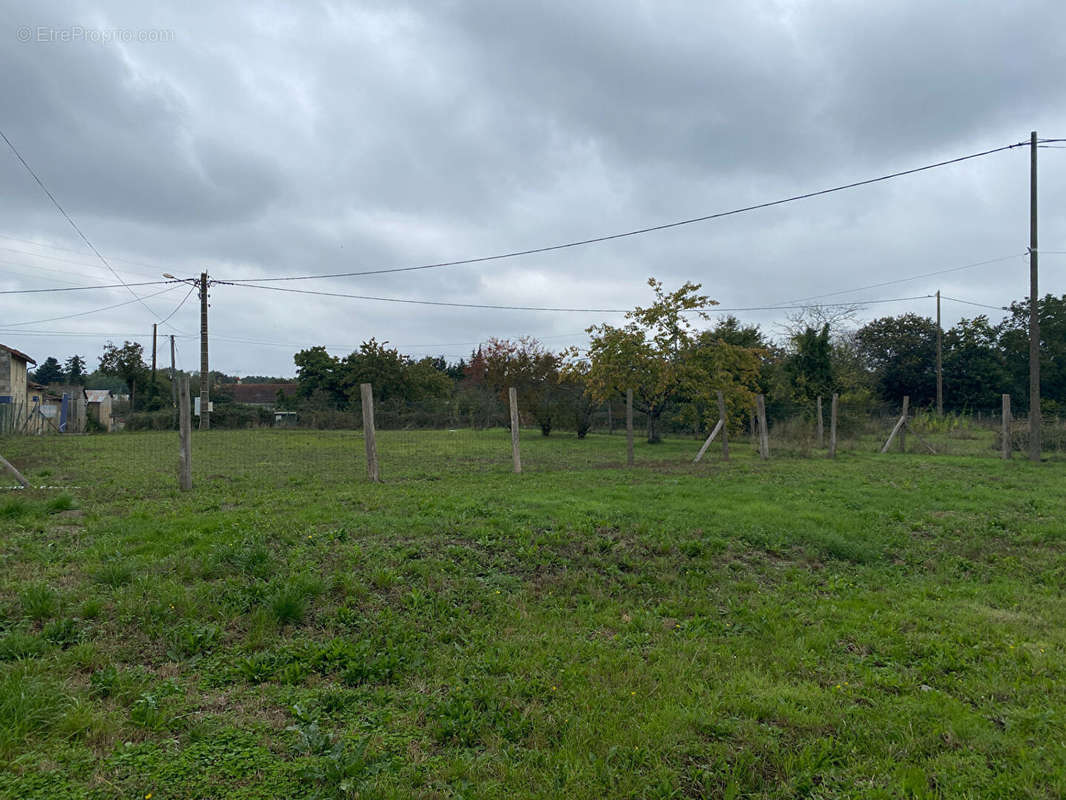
469, 337, 561, 435
584, 279, 716, 443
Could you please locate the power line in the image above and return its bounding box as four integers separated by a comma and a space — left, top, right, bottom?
0, 127, 164, 320
158, 285, 197, 325
777, 253, 1023, 306
940, 295, 1006, 311
0, 232, 181, 275
0, 279, 175, 295
221, 281, 634, 312
0, 245, 163, 280
3, 285, 181, 328
226, 279, 932, 314
217, 140, 1029, 284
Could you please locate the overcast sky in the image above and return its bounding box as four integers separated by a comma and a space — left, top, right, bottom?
1, 1, 1064, 378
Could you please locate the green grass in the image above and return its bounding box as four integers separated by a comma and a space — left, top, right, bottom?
0, 428, 1063, 798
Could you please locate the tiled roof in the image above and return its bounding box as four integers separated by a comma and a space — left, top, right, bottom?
0, 343, 36, 366
217, 383, 297, 405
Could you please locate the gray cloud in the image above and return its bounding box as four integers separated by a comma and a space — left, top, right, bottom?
1, 0, 1064, 376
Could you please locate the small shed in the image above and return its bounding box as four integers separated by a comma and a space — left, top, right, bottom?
85, 389, 115, 432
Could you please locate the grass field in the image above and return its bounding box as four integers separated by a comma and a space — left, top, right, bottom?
0, 429, 1064, 799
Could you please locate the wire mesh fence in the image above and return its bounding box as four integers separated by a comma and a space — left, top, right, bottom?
1, 386, 1063, 498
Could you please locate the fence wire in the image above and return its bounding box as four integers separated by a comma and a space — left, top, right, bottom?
1, 390, 1063, 499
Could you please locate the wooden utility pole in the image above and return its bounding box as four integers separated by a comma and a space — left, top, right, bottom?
625, 389, 634, 466
170, 335, 177, 427
828, 393, 838, 459
178, 375, 192, 491
169, 335, 176, 401
936, 290, 943, 417
508, 387, 521, 473
1029, 131, 1041, 462
360, 383, 379, 482
199, 272, 210, 431
152, 323, 158, 385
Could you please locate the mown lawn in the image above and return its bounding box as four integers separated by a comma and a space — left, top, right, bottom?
0, 429, 1063, 799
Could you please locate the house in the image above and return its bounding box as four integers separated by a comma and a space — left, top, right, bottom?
1, 344, 91, 434
0, 344, 36, 433
216, 383, 298, 409
85, 389, 115, 432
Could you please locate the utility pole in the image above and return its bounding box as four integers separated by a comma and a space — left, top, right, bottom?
170, 334, 177, 425
936, 290, 943, 416
151, 323, 158, 385
1029, 131, 1040, 462
199, 272, 210, 430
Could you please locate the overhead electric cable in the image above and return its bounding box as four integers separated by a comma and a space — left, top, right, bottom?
940, 295, 1008, 311
0, 127, 164, 320
0, 246, 162, 280
217, 141, 1028, 284
0, 279, 175, 295
225, 279, 931, 313
3, 285, 181, 327
777, 253, 1023, 306
157, 285, 197, 325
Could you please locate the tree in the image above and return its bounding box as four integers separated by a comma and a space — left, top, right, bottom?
585, 278, 716, 443
998, 294, 1066, 412
855, 314, 938, 407
784, 324, 835, 407
98, 341, 148, 411
64, 355, 87, 385
32, 357, 64, 385
293, 346, 345, 406
685, 330, 764, 433
942, 316, 1009, 411
477, 338, 560, 435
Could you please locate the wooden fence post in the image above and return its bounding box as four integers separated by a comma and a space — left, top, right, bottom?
717, 390, 729, 461
360, 383, 380, 482
508, 387, 522, 473
625, 389, 634, 466
828, 393, 838, 459
0, 452, 30, 488
756, 394, 770, 459
1002, 394, 1012, 460
880, 396, 909, 454
899, 396, 909, 453
693, 419, 724, 464
178, 375, 192, 491
816, 395, 824, 448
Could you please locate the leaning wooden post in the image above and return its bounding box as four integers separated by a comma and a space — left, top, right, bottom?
360, 383, 380, 482
178, 375, 192, 491
1002, 394, 1012, 460
756, 394, 770, 459
508, 386, 521, 473
693, 419, 724, 464
625, 389, 634, 466
0, 452, 30, 489
816, 395, 824, 448
898, 395, 909, 453
880, 396, 909, 454
717, 390, 729, 461
828, 393, 838, 459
